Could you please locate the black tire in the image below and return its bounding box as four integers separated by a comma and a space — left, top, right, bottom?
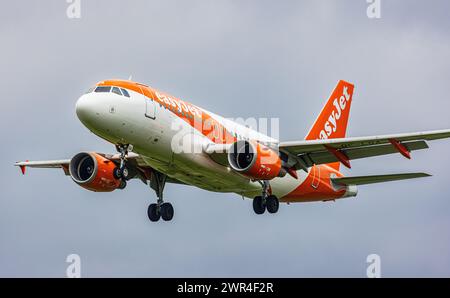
252, 196, 265, 215
118, 180, 127, 190
113, 167, 122, 179
147, 203, 160, 222
160, 203, 174, 221
266, 195, 279, 214
121, 167, 131, 180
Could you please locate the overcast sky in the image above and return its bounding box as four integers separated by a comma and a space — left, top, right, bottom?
1, 0, 450, 277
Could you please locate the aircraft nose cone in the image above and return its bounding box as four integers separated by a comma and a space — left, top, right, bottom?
76, 94, 96, 124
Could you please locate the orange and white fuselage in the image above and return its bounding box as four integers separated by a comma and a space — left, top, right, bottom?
76, 79, 356, 202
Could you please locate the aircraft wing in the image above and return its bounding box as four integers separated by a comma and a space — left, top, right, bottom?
14, 152, 186, 185
15, 159, 71, 175
15, 159, 71, 168
15, 152, 144, 174
279, 129, 450, 170
331, 173, 431, 186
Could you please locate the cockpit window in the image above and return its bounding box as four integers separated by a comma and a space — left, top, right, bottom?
111, 87, 122, 96
121, 88, 130, 97
91, 86, 130, 97
95, 86, 111, 93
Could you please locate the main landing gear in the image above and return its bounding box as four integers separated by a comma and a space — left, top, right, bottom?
253, 180, 280, 215
147, 171, 174, 222
112, 144, 173, 222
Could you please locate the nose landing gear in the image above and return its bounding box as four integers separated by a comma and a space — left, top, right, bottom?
113, 144, 133, 190
113, 144, 132, 180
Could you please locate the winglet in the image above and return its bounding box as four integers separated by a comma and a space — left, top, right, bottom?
17, 160, 29, 175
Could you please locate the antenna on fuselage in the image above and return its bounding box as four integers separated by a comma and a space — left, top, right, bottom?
128, 75, 133, 81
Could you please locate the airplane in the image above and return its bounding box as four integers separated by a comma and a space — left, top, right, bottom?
15, 79, 450, 222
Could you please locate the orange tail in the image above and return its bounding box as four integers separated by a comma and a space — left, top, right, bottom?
305, 80, 355, 170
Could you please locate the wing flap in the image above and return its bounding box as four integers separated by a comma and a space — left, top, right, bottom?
332, 172, 431, 186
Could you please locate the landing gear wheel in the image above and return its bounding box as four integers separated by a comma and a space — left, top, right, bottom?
114, 144, 132, 180
113, 166, 131, 180
147, 203, 160, 222
118, 180, 127, 190
253, 196, 266, 215
113, 167, 123, 179
121, 167, 130, 180
266, 195, 279, 214
147, 171, 174, 223
160, 203, 174, 221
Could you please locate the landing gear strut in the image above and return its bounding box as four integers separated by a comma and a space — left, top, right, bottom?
252, 180, 279, 215
147, 171, 174, 222
113, 144, 132, 183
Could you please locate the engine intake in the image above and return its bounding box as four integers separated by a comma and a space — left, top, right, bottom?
228, 140, 283, 180
69, 152, 120, 192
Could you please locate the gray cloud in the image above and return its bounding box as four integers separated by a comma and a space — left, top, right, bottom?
1, 0, 450, 277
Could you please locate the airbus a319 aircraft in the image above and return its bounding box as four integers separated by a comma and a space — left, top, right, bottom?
15, 79, 450, 222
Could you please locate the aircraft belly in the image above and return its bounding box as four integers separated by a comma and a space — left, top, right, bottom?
138, 149, 260, 193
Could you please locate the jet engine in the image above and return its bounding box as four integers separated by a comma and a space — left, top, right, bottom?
69, 152, 121, 192
227, 140, 283, 180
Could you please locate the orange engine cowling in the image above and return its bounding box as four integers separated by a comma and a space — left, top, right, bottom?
69, 152, 121, 192
228, 140, 283, 180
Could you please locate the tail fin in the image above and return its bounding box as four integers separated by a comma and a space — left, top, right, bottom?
305, 80, 355, 170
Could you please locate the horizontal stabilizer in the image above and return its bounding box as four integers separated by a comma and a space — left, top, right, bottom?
331, 173, 431, 186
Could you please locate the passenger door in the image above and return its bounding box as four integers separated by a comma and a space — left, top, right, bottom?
145, 99, 156, 119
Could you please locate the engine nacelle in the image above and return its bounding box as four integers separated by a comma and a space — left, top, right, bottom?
228, 140, 283, 180
69, 152, 121, 192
